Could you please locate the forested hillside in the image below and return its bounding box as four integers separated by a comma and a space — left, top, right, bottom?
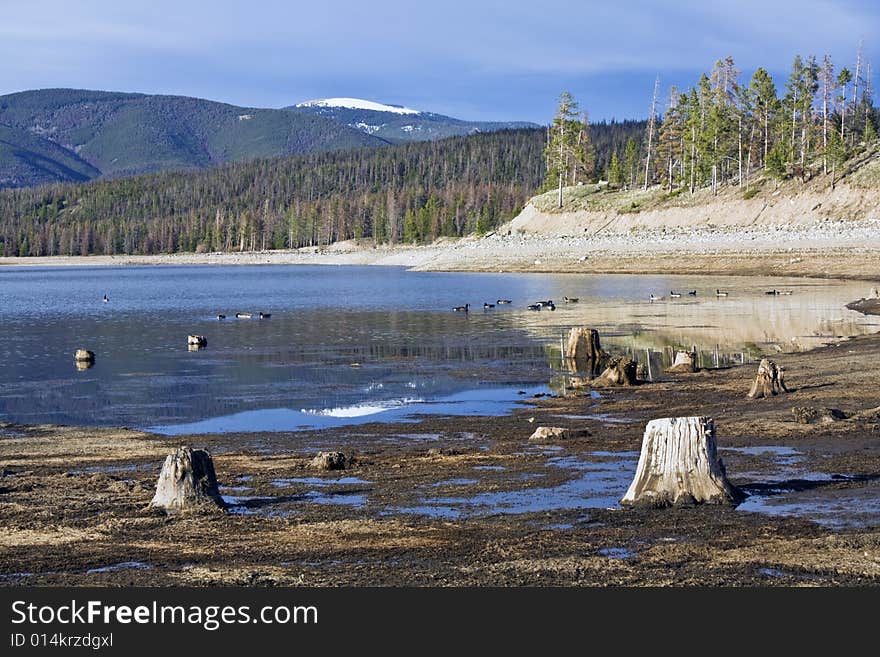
0, 122, 644, 256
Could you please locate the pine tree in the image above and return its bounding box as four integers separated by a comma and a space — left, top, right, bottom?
837, 67, 852, 145
607, 151, 623, 186
750, 67, 779, 167
544, 91, 594, 208
623, 137, 639, 190
655, 86, 683, 190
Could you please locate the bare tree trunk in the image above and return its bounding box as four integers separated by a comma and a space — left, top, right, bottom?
621, 417, 743, 507
644, 75, 660, 190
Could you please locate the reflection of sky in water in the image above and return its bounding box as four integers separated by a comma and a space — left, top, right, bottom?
0, 265, 875, 429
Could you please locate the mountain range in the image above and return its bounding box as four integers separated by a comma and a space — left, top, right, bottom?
0, 89, 537, 189
289, 97, 536, 143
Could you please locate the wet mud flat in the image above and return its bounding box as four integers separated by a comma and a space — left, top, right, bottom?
2, 334, 880, 586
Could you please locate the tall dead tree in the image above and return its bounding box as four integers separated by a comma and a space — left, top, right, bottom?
621, 416, 743, 507
643, 75, 660, 190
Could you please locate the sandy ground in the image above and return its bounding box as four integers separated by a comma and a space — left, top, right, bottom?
3, 230, 880, 282
2, 319, 880, 586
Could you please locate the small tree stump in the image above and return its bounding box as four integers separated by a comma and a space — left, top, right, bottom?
311, 451, 346, 470
187, 335, 207, 347
792, 407, 847, 424
149, 446, 226, 512
528, 426, 591, 443
74, 349, 95, 362
592, 356, 638, 386
747, 358, 789, 399
621, 416, 743, 508
666, 350, 697, 373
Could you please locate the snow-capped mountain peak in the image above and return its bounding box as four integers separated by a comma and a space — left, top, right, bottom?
295, 97, 421, 115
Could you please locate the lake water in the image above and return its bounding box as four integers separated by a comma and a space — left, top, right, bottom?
0, 265, 875, 433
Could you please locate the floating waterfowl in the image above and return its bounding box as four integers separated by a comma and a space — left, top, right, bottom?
496, 299, 512, 304
563, 296, 579, 303
452, 304, 469, 312
670, 291, 682, 298
526, 303, 542, 311
235, 312, 253, 319
716, 289, 729, 297
259, 312, 271, 319
765, 289, 780, 295
688, 290, 697, 296
779, 290, 793, 295
217, 314, 226, 320
102, 295, 109, 303
649, 294, 663, 302
483, 303, 495, 309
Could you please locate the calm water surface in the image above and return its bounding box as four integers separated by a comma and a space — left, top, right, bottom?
0, 265, 875, 432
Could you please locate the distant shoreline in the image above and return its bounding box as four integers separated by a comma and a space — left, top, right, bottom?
3, 228, 880, 282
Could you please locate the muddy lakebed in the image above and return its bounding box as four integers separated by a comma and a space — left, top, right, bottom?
1, 266, 879, 585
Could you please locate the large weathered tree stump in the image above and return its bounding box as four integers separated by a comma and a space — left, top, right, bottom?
592, 356, 638, 386
666, 350, 697, 373
621, 416, 743, 508
564, 327, 608, 377
149, 446, 226, 512
747, 358, 789, 399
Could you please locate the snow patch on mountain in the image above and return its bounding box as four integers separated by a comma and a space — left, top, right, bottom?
296, 98, 421, 115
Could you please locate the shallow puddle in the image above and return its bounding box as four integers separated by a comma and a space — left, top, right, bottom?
737, 480, 880, 529
396, 453, 637, 519
86, 561, 152, 574
598, 547, 635, 560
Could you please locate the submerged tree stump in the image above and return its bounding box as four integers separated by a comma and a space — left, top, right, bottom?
666, 350, 697, 373
149, 446, 226, 512
747, 358, 789, 399
564, 328, 608, 377
74, 349, 95, 363
621, 416, 743, 508
187, 335, 207, 348
592, 356, 638, 386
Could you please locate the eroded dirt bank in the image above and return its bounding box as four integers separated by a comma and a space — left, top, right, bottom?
2, 329, 879, 586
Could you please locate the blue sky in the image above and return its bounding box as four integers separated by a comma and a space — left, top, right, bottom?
1, 0, 877, 123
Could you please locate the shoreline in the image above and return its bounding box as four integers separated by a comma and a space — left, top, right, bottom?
3, 231, 880, 282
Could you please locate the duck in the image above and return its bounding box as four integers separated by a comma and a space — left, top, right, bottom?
496, 299, 512, 304
778, 290, 793, 295
670, 291, 682, 298
452, 304, 469, 312
765, 289, 780, 296
259, 312, 271, 319
716, 289, 729, 297
537, 300, 554, 307
688, 290, 697, 296
649, 294, 663, 302
547, 302, 556, 311
235, 312, 253, 319
217, 314, 226, 320
483, 302, 495, 309
526, 303, 542, 311
102, 294, 109, 303
563, 296, 579, 303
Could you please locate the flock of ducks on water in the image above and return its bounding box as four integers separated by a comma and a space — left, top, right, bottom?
453, 296, 584, 313
453, 288, 796, 310
649, 288, 793, 302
